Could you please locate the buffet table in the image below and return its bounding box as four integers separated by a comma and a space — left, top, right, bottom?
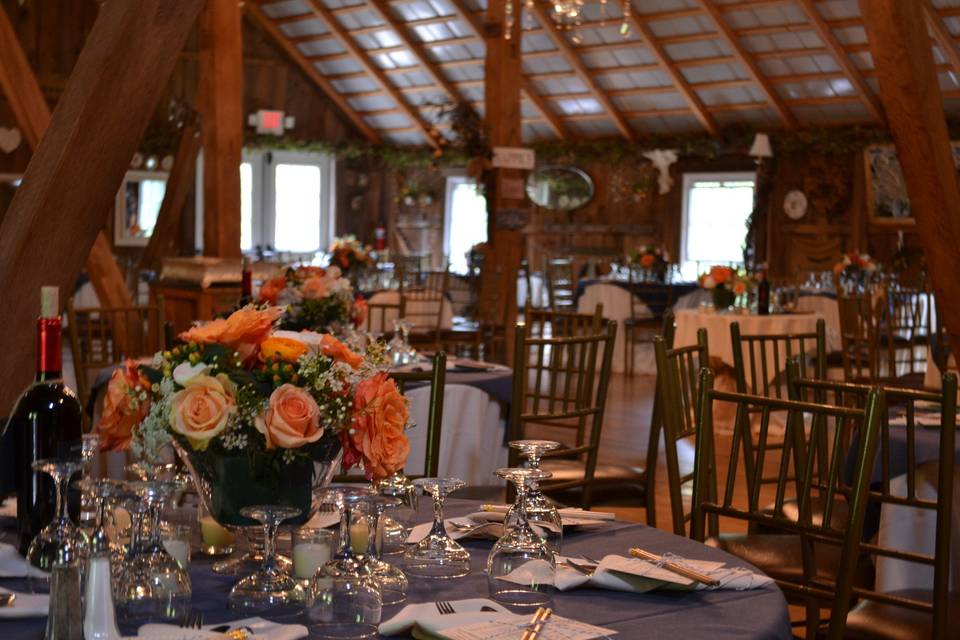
0, 499, 792, 639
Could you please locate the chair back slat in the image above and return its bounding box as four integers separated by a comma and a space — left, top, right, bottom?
544, 258, 577, 311
365, 297, 406, 334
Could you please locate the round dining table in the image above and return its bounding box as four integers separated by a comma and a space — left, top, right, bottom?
0, 498, 791, 639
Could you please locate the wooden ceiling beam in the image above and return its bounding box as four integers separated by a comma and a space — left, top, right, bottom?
796, 0, 885, 122
302, 0, 442, 148
527, 0, 635, 141
625, 1, 719, 136
246, 4, 381, 143
922, 0, 960, 76
696, 0, 797, 129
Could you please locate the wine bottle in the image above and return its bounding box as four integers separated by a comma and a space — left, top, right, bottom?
239, 257, 253, 307
757, 271, 770, 316
10, 286, 83, 554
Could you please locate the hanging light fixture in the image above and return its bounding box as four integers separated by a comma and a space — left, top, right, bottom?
505, 0, 634, 40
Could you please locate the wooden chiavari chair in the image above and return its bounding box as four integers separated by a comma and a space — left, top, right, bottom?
544, 258, 577, 311
523, 303, 603, 339
623, 262, 675, 376
363, 296, 406, 335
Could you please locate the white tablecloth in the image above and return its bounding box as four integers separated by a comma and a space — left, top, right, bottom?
577, 283, 708, 374
673, 308, 841, 383
366, 290, 454, 334
795, 294, 840, 352
403, 384, 508, 486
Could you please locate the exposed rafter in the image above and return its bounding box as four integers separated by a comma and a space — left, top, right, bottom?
527, 0, 635, 141
445, 0, 571, 140
302, 0, 443, 148
695, 0, 797, 129
626, 1, 718, 136
922, 0, 960, 77
246, 3, 381, 143
795, 0, 885, 123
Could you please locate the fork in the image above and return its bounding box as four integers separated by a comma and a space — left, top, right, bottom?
435, 601, 456, 615
180, 611, 204, 629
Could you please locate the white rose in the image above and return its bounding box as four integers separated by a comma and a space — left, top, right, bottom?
173, 361, 211, 387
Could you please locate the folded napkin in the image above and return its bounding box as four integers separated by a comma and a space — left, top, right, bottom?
406, 518, 502, 544
304, 510, 340, 529
138, 616, 308, 640
501, 554, 773, 593
0, 586, 49, 619
0, 542, 48, 578
379, 598, 510, 636
474, 505, 615, 527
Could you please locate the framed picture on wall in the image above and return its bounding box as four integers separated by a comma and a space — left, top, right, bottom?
864, 143, 960, 226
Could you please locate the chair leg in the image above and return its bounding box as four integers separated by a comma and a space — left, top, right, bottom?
624, 326, 633, 376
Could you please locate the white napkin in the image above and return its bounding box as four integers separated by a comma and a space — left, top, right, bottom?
472, 506, 615, 527
0, 542, 48, 578
406, 518, 501, 544
305, 510, 341, 529
0, 497, 15, 518
379, 598, 510, 636
438, 614, 616, 640
501, 554, 774, 593
0, 586, 49, 619
138, 616, 308, 640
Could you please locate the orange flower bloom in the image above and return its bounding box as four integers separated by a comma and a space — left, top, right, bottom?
255, 384, 324, 449
301, 276, 329, 300
320, 334, 364, 369
353, 297, 368, 328
710, 266, 733, 285
258, 277, 287, 305
640, 253, 656, 268
97, 359, 150, 451
180, 306, 284, 360
169, 374, 237, 451
295, 266, 326, 280
260, 336, 309, 363
347, 373, 409, 481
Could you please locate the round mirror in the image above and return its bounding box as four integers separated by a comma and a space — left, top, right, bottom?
525, 166, 594, 211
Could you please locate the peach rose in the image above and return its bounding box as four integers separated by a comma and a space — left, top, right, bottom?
346, 373, 409, 481
255, 384, 324, 449
258, 277, 288, 305
260, 336, 308, 363
353, 297, 368, 328
97, 360, 150, 451
295, 266, 326, 280
301, 276, 328, 301
169, 374, 237, 451
180, 306, 283, 360
320, 334, 364, 369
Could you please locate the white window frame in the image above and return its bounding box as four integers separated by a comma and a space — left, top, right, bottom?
195, 149, 336, 256
680, 171, 756, 276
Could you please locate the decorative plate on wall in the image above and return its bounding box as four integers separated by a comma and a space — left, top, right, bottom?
783, 189, 808, 220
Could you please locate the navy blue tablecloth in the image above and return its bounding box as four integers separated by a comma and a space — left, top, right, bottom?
0, 499, 790, 639
575, 280, 699, 318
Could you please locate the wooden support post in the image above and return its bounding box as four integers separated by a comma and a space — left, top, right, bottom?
860, 0, 960, 358
485, 0, 525, 363
0, 5, 133, 312
0, 0, 202, 413
199, 0, 243, 259
139, 119, 202, 273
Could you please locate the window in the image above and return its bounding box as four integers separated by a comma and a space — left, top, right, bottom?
199, 150, 334, 256
680, 172, 756, 280
443, 176, 487, 275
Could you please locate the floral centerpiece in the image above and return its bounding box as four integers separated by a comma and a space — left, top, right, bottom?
257, 265, 367, 334
628, 244, 669, 281
328, 235, 375, 278
99, 306, 409, 527
833, 250, 879, 292
699, 265, 751, 310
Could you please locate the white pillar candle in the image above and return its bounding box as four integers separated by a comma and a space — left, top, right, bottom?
350, 521, 369, 555
293, 542, 332, 579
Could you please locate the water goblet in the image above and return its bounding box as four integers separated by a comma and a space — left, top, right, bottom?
375, 472, 418, 555
403, 477, 471, 579
305, 487, 381, 639
228, 505, 307, 611
487, 468, 556, 608
26, 458, 90, 593
360, 496, 407, 605
507, 440, 563, 554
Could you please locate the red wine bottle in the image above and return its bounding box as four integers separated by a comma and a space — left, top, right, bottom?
757, 271, 770, 316
9, 286, 83, 554
239, 257, 253, 307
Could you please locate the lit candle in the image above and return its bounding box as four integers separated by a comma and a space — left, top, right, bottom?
350, 521, 369, 555
200, 516, 235, 548
293, 542, 332, 579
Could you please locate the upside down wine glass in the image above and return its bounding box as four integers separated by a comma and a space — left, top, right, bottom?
360, 496, 407, 605
487, 468, 556, 608
403, 478, 470, 579
228, 505, 307, 612
507, 440, 563, 554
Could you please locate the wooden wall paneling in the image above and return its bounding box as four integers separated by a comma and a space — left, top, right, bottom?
861, 0, 960, 361
199, 0, 243, 259
0, 0, 203, 413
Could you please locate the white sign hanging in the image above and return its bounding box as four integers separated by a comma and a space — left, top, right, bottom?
492, 146, 536, 170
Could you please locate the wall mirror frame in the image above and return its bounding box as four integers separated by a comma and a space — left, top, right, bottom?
525, 165, 595, 211
114, 169, 168, 246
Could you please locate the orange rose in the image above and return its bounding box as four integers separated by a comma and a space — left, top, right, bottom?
710, 266, 732, 285
180, 306, 283, 360
258, 277, 288, 304
295, 266, 326, 280
255, 384, 323, 449
640, 253, 656, 268
169, 375, 237, 451
353, 297, 368, 328
97, 360, 150, 451
347, 373, 409, 481
320, 334, 364, 369
301, 276, 328, 300
260, 336, 308, 363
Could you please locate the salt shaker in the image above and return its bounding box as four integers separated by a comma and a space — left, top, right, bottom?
82, 517, 121, 640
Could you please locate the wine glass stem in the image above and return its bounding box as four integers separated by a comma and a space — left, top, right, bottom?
53, 472, 69, 522
336, 504, 354, 560
365, 510, 380, 560
429, 492, 446, 537
260, 520, 279, 571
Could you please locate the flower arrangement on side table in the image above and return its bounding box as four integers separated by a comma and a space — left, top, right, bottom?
99, 306, 409, 527
628, 245, 669, 281
699, 265, 751, 310
328, 235, 376, 278
257, 265, 367, 334
833, 250, 879, 293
